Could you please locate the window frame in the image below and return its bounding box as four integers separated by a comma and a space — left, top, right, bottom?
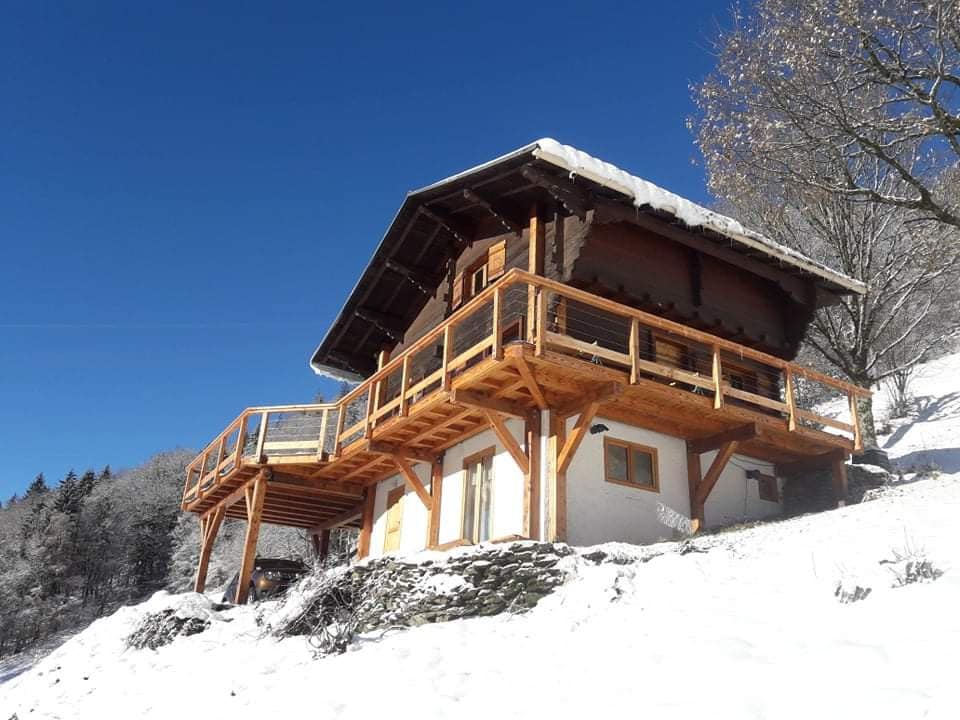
603, 437, 660, 493
460, 447, 495, 543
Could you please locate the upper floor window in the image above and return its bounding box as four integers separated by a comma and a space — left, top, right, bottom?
451, 239, 506, 310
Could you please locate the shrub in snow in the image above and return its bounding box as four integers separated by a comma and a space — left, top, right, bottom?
834, 582, 872, 604
125, 594, 229, 650
881, 544, 944, 588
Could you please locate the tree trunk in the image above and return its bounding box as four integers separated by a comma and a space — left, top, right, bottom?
855, 391, 878, 449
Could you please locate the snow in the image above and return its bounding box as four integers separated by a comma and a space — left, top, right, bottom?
531, 138, 867, 294
5, 351, 960, 718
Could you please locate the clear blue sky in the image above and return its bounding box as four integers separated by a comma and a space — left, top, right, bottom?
0, 1, 729, 498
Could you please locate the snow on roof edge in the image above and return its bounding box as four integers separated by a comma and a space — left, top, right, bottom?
530, 138, 867, 295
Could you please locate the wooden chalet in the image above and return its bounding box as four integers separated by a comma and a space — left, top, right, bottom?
182, 139, 869, 603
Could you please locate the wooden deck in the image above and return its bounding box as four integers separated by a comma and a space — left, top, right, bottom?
183, 268, 868, 535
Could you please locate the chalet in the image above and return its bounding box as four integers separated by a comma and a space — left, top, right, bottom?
182, 139, 869, 603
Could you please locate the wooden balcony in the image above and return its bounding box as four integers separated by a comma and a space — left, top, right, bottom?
182, 268, 868, 531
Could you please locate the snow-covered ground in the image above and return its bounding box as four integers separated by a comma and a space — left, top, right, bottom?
5, 351, 960, 719
874, 351, 960, 473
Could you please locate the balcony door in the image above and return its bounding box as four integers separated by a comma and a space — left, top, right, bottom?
462, 449, 494, 543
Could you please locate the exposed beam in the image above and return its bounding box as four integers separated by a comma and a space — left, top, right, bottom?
554, 381, 623, 417
450, 388, 530, 419
392, 454, 433, 510
695, 440, 739, 505
384, 258, 443, 293
462, 188, 522, 235
521, 165, 589, 220
558, 401, 600, 474
420, 205, 474, 247
483, 410, 529, 475
365, 440, 438, 464
308, 501, 365, 533
271, 477, 365, 498
687, 423, 758, 454
356, 307, 406, 340
514, 356, 548, 410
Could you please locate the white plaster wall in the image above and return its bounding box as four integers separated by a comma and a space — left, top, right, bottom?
701, 452, 783, 529
565, 416, 692, 546
437, 420, 526, 545
367, 464, 432, 559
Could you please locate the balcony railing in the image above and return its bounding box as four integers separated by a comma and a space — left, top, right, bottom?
183, 268, 869, 508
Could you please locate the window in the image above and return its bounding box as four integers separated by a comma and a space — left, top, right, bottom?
450, 239, 507, 310
461, 448, 494, 543
757, 474, 779, 502
603, 437, 659, 492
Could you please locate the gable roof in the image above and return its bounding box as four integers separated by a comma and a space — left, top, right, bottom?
310, 139, 866, 381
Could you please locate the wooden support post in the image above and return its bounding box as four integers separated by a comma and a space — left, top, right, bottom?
524, 411, 541, 540
535, 288, 547, 356
312, 529, 331, 562
785, 368, 797, 432
492, 285, 503, 360
357, 488, 376, 560
194, 504, 226, 593
711, 345, 723, 410
483, 409, 529, 475
399, 355, 410, 417
629, 317, 639, 384
686, 449, 703, 531
558, 401, 600, 473
527, 204, 544, 343
393, 454, 433, 510
514, 355, 548, 409
546, 411, 566, 542
831, 453, 848, 507
234, 471, 268, 604
695, 440, 739, 507
428, 457, 443, 548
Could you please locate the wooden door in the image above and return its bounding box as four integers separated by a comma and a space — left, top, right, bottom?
383, 486, 404, 553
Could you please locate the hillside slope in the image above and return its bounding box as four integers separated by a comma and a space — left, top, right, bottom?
5, 352, 960, 719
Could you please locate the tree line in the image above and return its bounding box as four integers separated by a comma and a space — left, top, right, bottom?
0, 450, 312, 657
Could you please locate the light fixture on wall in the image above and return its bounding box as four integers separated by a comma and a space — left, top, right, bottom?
589, 423, 609, 435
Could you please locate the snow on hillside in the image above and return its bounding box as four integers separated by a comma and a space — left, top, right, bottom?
874, 351, 960, 473
4, 351, 960, 719
5, 476, 960, 719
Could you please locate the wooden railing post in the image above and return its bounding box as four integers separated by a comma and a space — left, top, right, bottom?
711, 345, 723, 410
399, 355, 411, 417
317, 408, 329, 460
333, 405, 346, 458
254, 411, 269, 462
629, 317, 639, 384
535, 287, 547, 357
784, 369, 797, 432
196, 450, 209, 499
235, 414, 248, 466
441, 325, 452, 391
364, 386, 375, 439
492, 285, 503, 360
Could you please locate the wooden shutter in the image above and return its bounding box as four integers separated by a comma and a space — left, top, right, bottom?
451, 272, 464, 310
487, 240, 506, 280
383, 486, 404, 553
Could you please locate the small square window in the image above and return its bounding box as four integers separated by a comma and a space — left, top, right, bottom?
758, 475, 779, 502
604, 438, 659, 492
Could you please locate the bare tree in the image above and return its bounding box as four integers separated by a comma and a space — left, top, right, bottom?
692, 0, 960, 229
716, 162, 960, 447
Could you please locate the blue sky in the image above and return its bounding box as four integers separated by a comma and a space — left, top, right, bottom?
0, 1, 729, 498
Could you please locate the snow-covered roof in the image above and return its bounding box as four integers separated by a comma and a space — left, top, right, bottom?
433, 138, 866, 295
